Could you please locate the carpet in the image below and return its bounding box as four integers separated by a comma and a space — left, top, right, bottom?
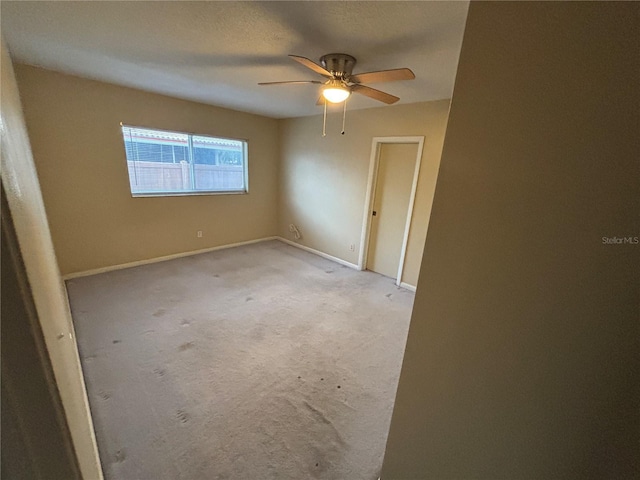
66, 240, 414, 480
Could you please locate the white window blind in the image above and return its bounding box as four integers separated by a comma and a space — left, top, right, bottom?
121, 125, 248, 196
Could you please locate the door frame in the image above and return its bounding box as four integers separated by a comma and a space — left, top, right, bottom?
358, 136, 425, 286
1, 41, 103, 478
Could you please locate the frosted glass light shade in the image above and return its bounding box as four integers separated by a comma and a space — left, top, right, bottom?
322, 87, 351, 103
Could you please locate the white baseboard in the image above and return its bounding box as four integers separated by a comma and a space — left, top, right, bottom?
64, 236, 364, 280
399, 282, 417, 292
63, 237, 278, 280
276, 237, 359, 270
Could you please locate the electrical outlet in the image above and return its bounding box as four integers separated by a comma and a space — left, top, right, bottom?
349, 243, 355, 251
197, 230, 203, 238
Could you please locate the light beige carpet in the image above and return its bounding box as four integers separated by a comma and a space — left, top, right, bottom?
67, 240, 414, 480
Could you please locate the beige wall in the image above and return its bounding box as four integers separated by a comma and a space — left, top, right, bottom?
382, 2, 639, 479
15, 64, 448, 284
14, 65, 280, 276
278, 100, 450, 286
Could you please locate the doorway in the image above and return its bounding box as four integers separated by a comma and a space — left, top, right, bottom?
359, 137, 424, 286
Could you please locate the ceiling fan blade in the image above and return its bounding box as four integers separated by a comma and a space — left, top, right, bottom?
258, 80, 322, 86
350, 68, 415, 84
351, 84, 399, 104
289, 55, 332, 78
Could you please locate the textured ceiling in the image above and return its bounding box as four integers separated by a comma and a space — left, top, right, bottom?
2, 1, 469, 119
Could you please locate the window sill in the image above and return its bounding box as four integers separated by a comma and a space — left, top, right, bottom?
131, 190, 248, 198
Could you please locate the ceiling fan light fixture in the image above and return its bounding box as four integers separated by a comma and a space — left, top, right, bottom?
260, 53, 415, 109
322, 83, 350, 103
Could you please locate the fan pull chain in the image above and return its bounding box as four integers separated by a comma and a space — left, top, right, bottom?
322, 99, 327, 137
341, 98, 347, 135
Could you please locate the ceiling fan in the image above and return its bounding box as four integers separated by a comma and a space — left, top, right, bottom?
259, 53, 415, 105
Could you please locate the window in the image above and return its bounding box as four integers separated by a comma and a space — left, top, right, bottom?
121, 125, 248, 196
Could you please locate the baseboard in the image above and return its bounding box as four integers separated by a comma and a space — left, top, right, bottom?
276, 237, 359, 270
62, 237, 278, 280
65, 236, 363, 280
399, 282, 417, 292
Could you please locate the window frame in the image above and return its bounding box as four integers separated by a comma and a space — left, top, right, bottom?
120, 124, 249, 198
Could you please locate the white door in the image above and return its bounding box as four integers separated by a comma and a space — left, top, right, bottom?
366, 143, 417, 279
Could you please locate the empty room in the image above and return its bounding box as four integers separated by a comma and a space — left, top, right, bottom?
2, 2, 467, 478
2, 2, 637, 480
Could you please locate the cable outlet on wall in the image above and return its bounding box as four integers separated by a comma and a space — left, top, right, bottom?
349, 243, 355, 251
197, 230, 203, 238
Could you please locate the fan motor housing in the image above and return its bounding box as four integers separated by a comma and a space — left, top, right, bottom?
320, 53, 356, 79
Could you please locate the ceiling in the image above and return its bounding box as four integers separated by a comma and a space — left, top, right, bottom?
1, 1, 469, 119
